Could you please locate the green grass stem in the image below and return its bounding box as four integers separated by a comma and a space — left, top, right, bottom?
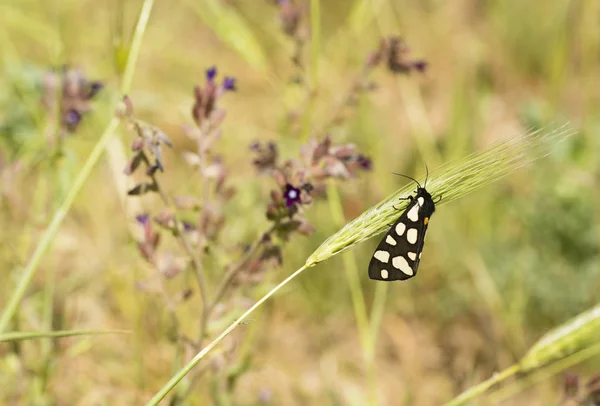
491, 341, 600, 404
446, 301, 600, 405
0, 329, 130, 342
443, 365, 521, 406
520, 302, 600, 372
327, 180, 378, 406
145, 263, 312, 405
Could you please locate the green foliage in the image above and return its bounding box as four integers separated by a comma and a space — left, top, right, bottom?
1, 0, 600, 405
0, 63, 47, 157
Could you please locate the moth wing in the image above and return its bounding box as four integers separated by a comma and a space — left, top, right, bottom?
368, 203, 429, 281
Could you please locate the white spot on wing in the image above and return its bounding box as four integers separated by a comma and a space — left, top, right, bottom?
392, 256, 414, 276
408, 252, 417, 261
407, 205, 419, 221
381, 269, 389, 279
395, 222, 406, 236
417, 197, 424, 206
374, 250, 390, 263
407, 228, 418, 244
386, 235, 397, 246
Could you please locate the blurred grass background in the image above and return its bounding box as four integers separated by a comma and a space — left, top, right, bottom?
1, 0, 599, 405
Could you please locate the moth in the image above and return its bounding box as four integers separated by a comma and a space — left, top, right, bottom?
368, 173, 437, 281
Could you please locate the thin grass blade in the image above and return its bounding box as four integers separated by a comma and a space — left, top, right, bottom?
0, 329, 130, 343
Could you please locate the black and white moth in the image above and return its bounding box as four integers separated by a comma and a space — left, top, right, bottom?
368, 175, 436, 281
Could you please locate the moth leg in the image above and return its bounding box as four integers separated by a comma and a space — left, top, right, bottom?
393, 195, 413, 210
434, 194, 443, 204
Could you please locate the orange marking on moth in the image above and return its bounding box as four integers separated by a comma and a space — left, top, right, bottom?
424, 217, 429, 225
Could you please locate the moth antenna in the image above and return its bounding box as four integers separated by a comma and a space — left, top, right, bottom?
391, 172, 422, 189
424, 163, 429, 187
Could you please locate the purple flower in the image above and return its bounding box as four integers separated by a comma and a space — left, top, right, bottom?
283, 183, 302, 207
64, 109, 82, 130
412, 60, 428, 73
223, 76, 237, 91
206, 66, 217, 82
136, 213, 150, 225
357, 154, 373, 170
182, 221, 196, 231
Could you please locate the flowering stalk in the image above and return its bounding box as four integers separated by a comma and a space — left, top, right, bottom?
121, 95, 209, 323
